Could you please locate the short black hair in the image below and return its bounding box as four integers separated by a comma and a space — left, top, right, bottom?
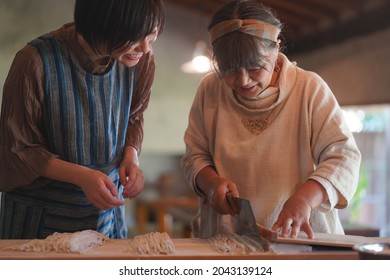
74, 0, 165, 53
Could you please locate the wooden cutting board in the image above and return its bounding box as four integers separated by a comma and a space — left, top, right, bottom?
257, 225, 390, 248
275, 232, 377, 248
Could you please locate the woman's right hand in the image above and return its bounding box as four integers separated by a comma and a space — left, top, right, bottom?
42, 158, 124, 210
208, 176, 239, 216
196, 166, 239, 216
76, 168, 124, 210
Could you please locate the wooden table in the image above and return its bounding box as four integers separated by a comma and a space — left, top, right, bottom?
0, 238, 360, 260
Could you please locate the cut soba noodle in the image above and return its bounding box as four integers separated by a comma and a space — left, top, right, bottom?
17, 230, 109, 254
127, 231, 176, 255
210, 233, 268, 254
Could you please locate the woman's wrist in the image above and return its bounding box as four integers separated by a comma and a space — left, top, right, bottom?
43, 157, 90, 186
295, 179, 328, 209
122, 145, 139, 166
195, 166, 218, 196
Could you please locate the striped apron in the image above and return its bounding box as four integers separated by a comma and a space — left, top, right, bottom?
0, 34, 135, 239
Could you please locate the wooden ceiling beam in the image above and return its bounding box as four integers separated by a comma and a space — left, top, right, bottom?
286, 1, 390, 55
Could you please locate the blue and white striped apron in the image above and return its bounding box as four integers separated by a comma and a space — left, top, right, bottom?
0, 34, 135, 239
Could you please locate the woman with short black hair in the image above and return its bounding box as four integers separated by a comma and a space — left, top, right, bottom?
0, 0, 165, 239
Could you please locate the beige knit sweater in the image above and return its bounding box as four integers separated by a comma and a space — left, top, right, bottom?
181, 53, 361, 237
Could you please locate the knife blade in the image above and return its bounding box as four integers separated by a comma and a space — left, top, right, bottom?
227, 195, 263, 241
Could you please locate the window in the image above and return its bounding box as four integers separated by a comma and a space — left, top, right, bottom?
340, 105, 390, 236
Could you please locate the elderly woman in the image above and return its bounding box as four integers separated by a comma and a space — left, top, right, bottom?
181, 0, 361, 239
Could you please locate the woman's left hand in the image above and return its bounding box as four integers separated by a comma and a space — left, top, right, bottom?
271, 195, 314, 239
119, 146, 145, 199
271, 179, 328, 239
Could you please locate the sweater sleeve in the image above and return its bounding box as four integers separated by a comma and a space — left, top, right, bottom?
306, 72, 361, 210
0, 45, 58, 191
124, 51, 155, 154
181, 75, 215, 197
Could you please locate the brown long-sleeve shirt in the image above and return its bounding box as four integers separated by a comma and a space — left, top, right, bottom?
0, 23, 155, 191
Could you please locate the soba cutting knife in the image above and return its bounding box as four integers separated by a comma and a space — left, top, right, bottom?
226, 195, 263, 241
